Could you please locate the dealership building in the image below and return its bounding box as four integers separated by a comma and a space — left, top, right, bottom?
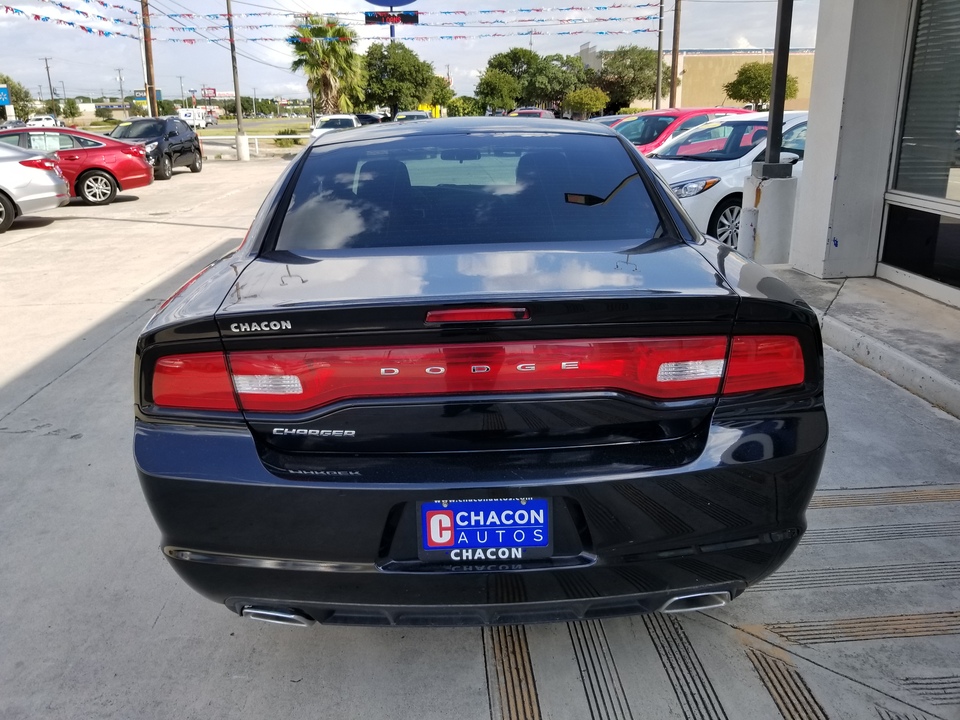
792, 0, 960, 306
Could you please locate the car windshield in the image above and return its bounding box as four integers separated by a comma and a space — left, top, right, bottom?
275, 133, 665, 251
616, 115, 677, 145
317, 118, 355, 129
109, 121, 165, 139
653, 120, 770, 161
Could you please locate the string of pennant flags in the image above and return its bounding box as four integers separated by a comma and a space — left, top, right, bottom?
2, 3, 137, 35
37, 0, 137, 26
151, 16, 659, 32
152, 28, 659, 43
157, 4, 659, 19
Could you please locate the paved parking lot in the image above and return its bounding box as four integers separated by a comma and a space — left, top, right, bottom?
1, 159, 958, 720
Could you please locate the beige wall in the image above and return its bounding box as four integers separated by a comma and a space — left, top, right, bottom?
677, 52, 816, 110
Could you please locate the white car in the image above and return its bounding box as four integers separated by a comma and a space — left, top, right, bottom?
648, 111, 808, 247
309, 114, 361, 138
26, 115, 59, 128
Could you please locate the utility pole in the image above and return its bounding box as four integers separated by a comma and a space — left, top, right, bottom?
41, 58, 57, 116
140, 0, 158, 116
253, 87, 257, 117
655, 0, 664, 109
116, 68, 125, 117
60, 81, 66, 102
225, 0, 248, 160
178, 76, 186, 107
669, 0, 682, 108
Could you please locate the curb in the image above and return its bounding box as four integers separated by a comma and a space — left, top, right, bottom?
819, 313, 960, 419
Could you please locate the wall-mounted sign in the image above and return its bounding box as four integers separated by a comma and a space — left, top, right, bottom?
0, 86, 10, 105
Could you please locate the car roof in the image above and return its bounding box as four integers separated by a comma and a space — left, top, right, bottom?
310, 117, 616, 147
318, 114, 357, 119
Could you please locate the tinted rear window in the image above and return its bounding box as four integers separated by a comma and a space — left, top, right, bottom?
275, 133, 665, 251
109, 121, 164, 139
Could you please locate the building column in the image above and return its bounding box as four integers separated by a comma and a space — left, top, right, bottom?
790, 0, 913, 278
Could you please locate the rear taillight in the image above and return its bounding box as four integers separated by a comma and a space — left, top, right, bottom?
152, 352, 238, 411
20, 158, 59, 172
148, 335, 805, 413
121, 144, 146, 157
724, 335, 805, 395
226, 337, 730, 413
425, 308, 530, 323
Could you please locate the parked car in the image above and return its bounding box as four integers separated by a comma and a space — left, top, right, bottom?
310, 114, 362, 138
588, 114, 632, 126
0, 119, 26, 129
25, 115, 59, 128
0, 126, 153, 205
107, 117, 202, 180
177, 108, 208, 128
0, 142, 70, 233
649, 111, 808, 247
356, 113, 384, 125
393, 110, 431, 122
134, 117, 827, 627
612, 107, 752, 155
508, 108, 555, 118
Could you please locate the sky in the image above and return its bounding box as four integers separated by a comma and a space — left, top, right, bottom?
0, 0, 820, 105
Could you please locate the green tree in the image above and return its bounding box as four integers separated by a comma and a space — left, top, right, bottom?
527, 54, 587, 110
224, 97, 255, 116
158, 99, 177, 115
127, 102, 148, 117
475, 69, 521, 113
0, 74, 33, 122
722, 62, 798, 110
364, 42, 434, 118
593, 46, 668, 112
95, 106, 113, 121
44, 99, 61, 116
290, 16, 365, 114
564, 87, 609, 118
447, 95, 483, 117
426, 75, 455, 109
62, 98, 80, 122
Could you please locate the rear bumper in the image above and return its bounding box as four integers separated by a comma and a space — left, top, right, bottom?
135, 408, 826, 625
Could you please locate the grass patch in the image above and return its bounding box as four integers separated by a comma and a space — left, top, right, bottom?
273, 128, 305, 147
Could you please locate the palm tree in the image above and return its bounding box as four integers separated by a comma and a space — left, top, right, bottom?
289, 16, 365, 114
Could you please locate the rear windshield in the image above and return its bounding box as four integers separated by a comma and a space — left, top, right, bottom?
275, 133, 665, 251
616, 115, 676, 145
653, 120, 769, 161
109, 121, 164, 139
317, 117, 356, 129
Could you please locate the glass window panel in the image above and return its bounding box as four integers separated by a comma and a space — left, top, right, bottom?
893, 0, 960, 202
883, 205, 960, 290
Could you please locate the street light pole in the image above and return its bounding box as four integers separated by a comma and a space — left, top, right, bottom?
655, 0, 664, 109
669, 0, 681, 108
764, 0, 795, 166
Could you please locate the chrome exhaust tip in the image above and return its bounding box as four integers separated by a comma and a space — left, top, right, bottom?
659, 591, 731, 614
241, 606, 315, 627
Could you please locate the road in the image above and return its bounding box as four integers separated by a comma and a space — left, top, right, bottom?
1, 159, 958, 720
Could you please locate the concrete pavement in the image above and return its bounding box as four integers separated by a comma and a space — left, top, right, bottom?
1, 159, 958, 720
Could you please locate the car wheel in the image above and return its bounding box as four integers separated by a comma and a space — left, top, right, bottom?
78, 170, 117, 206
156, 154, 173, 180
189, 152, 202, 173
709, 196, 742, 248
0, 193, 15, 233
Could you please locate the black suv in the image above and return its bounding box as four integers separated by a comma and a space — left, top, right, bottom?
108, 117, 202, 180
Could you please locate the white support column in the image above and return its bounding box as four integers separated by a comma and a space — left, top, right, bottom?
790, 0, 913, 278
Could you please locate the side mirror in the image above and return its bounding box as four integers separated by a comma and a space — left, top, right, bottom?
780, 151, 800, 165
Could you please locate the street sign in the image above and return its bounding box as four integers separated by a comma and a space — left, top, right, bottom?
200, 87, 216, 99
0, 85, 9, 105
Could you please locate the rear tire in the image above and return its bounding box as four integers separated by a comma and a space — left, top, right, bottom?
78, 170, 117, 205
709, 196, 742, 248
0, 193, 15, 233
156, 154, 173, 180
189, 152, 202, 173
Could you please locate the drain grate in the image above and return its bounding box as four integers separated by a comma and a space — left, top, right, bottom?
767, 611, 960, 645
644, 613, 729, 720
568, 620, 634, 720
746, 648, 828, 720
750, 560, 960, 592
484, 625, 542, 720
808, 488, 960, 509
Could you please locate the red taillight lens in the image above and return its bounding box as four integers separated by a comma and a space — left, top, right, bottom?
152, 352, 238, 411
122, 144, 146, 157
226, 337, 730, 413
425, 308, 530, 323
19, 158, 59, 172
724, 335, 805, 395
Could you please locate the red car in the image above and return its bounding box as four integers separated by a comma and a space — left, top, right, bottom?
611, 107, 752, 155
0, 126, 153, 205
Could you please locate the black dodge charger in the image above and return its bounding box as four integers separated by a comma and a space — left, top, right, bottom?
134, 118, 827, 627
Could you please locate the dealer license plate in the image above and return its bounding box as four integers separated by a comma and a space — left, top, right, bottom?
418, 498, 552, 563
